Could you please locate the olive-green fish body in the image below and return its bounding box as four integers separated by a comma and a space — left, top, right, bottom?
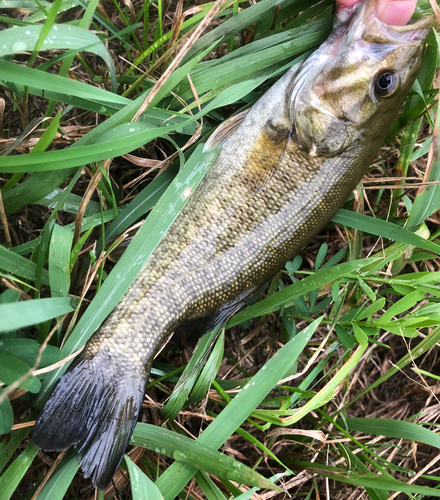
33, 0, 433, 489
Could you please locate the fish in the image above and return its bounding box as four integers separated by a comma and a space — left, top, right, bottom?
32, 0, 433, 490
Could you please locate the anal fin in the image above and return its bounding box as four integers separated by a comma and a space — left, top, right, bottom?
173, 301, 244, 348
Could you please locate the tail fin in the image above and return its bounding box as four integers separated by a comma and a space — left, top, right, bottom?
32, 353, 146, 490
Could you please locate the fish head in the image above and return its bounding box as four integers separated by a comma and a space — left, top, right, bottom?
289, 0, 433, 156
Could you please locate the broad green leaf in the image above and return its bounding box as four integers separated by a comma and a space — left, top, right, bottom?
0, 352, 40, 393
0, 339, 60, 368
355, 298, 385, 322
0, 389, 13, 434
374, 290, 425, 325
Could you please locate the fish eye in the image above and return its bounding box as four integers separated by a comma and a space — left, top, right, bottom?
374, 70, 400, 98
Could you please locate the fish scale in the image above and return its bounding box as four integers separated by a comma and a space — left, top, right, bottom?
33, 0, 433, 490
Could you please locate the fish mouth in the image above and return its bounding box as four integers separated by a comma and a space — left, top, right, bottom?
386, 16, 435, 41
341, 0, 434, 42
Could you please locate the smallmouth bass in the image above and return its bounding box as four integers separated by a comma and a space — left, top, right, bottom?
33, 0, 433, 489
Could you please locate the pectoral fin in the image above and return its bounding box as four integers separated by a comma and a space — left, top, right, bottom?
246, 116, 292, 193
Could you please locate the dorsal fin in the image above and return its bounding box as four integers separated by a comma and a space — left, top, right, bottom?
204, 109, 250, 151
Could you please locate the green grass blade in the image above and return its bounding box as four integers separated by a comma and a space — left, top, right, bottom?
227, 258, 380, 327
347, 325, 440, 407
0, 390, 13, 434
0, 25, 116, 88
155, 317, 322, 499
36, 453, 80, 500
0, 296, 78, 331
332, 209, 440, 255
131, 424, 278, 490
0, 245, 49, 284
184, 0, 321, 61
0, 352, 40, 392
125, 456, 163, 500
345, 417, 440, 449
195, 471, 228, 500
295, 461, 440, 496
0, 429, 30, 476
161, 328, 221, 420
0, 443, 38, 500
407, 32, 440, 229
48, 224, 73, 298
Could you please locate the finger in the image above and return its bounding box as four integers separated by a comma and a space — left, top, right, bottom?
376, 0, 417, 25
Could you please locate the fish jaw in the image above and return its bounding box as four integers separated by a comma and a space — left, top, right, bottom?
290, 0, 433, 156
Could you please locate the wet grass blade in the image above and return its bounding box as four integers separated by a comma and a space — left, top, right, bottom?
161, 327, 221, 420
0, 245, 49, 284
131, 424, 279, 490
48, 224, 73, 298
332, 209, 440, 255
345, 417, 440, 449
125, 456, 162, 500
0, 443, 38, 500
35, 453, 81, 500
0, 297, 78, 331
0, 25, 116, 89
227, 258, 380, 327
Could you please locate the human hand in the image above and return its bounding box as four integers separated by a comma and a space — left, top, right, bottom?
336, 0, 417, 25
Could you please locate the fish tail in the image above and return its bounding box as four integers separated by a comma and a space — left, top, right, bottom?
32, 352, 146, 489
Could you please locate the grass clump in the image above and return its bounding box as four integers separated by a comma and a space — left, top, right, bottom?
1, 0, 440, 499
